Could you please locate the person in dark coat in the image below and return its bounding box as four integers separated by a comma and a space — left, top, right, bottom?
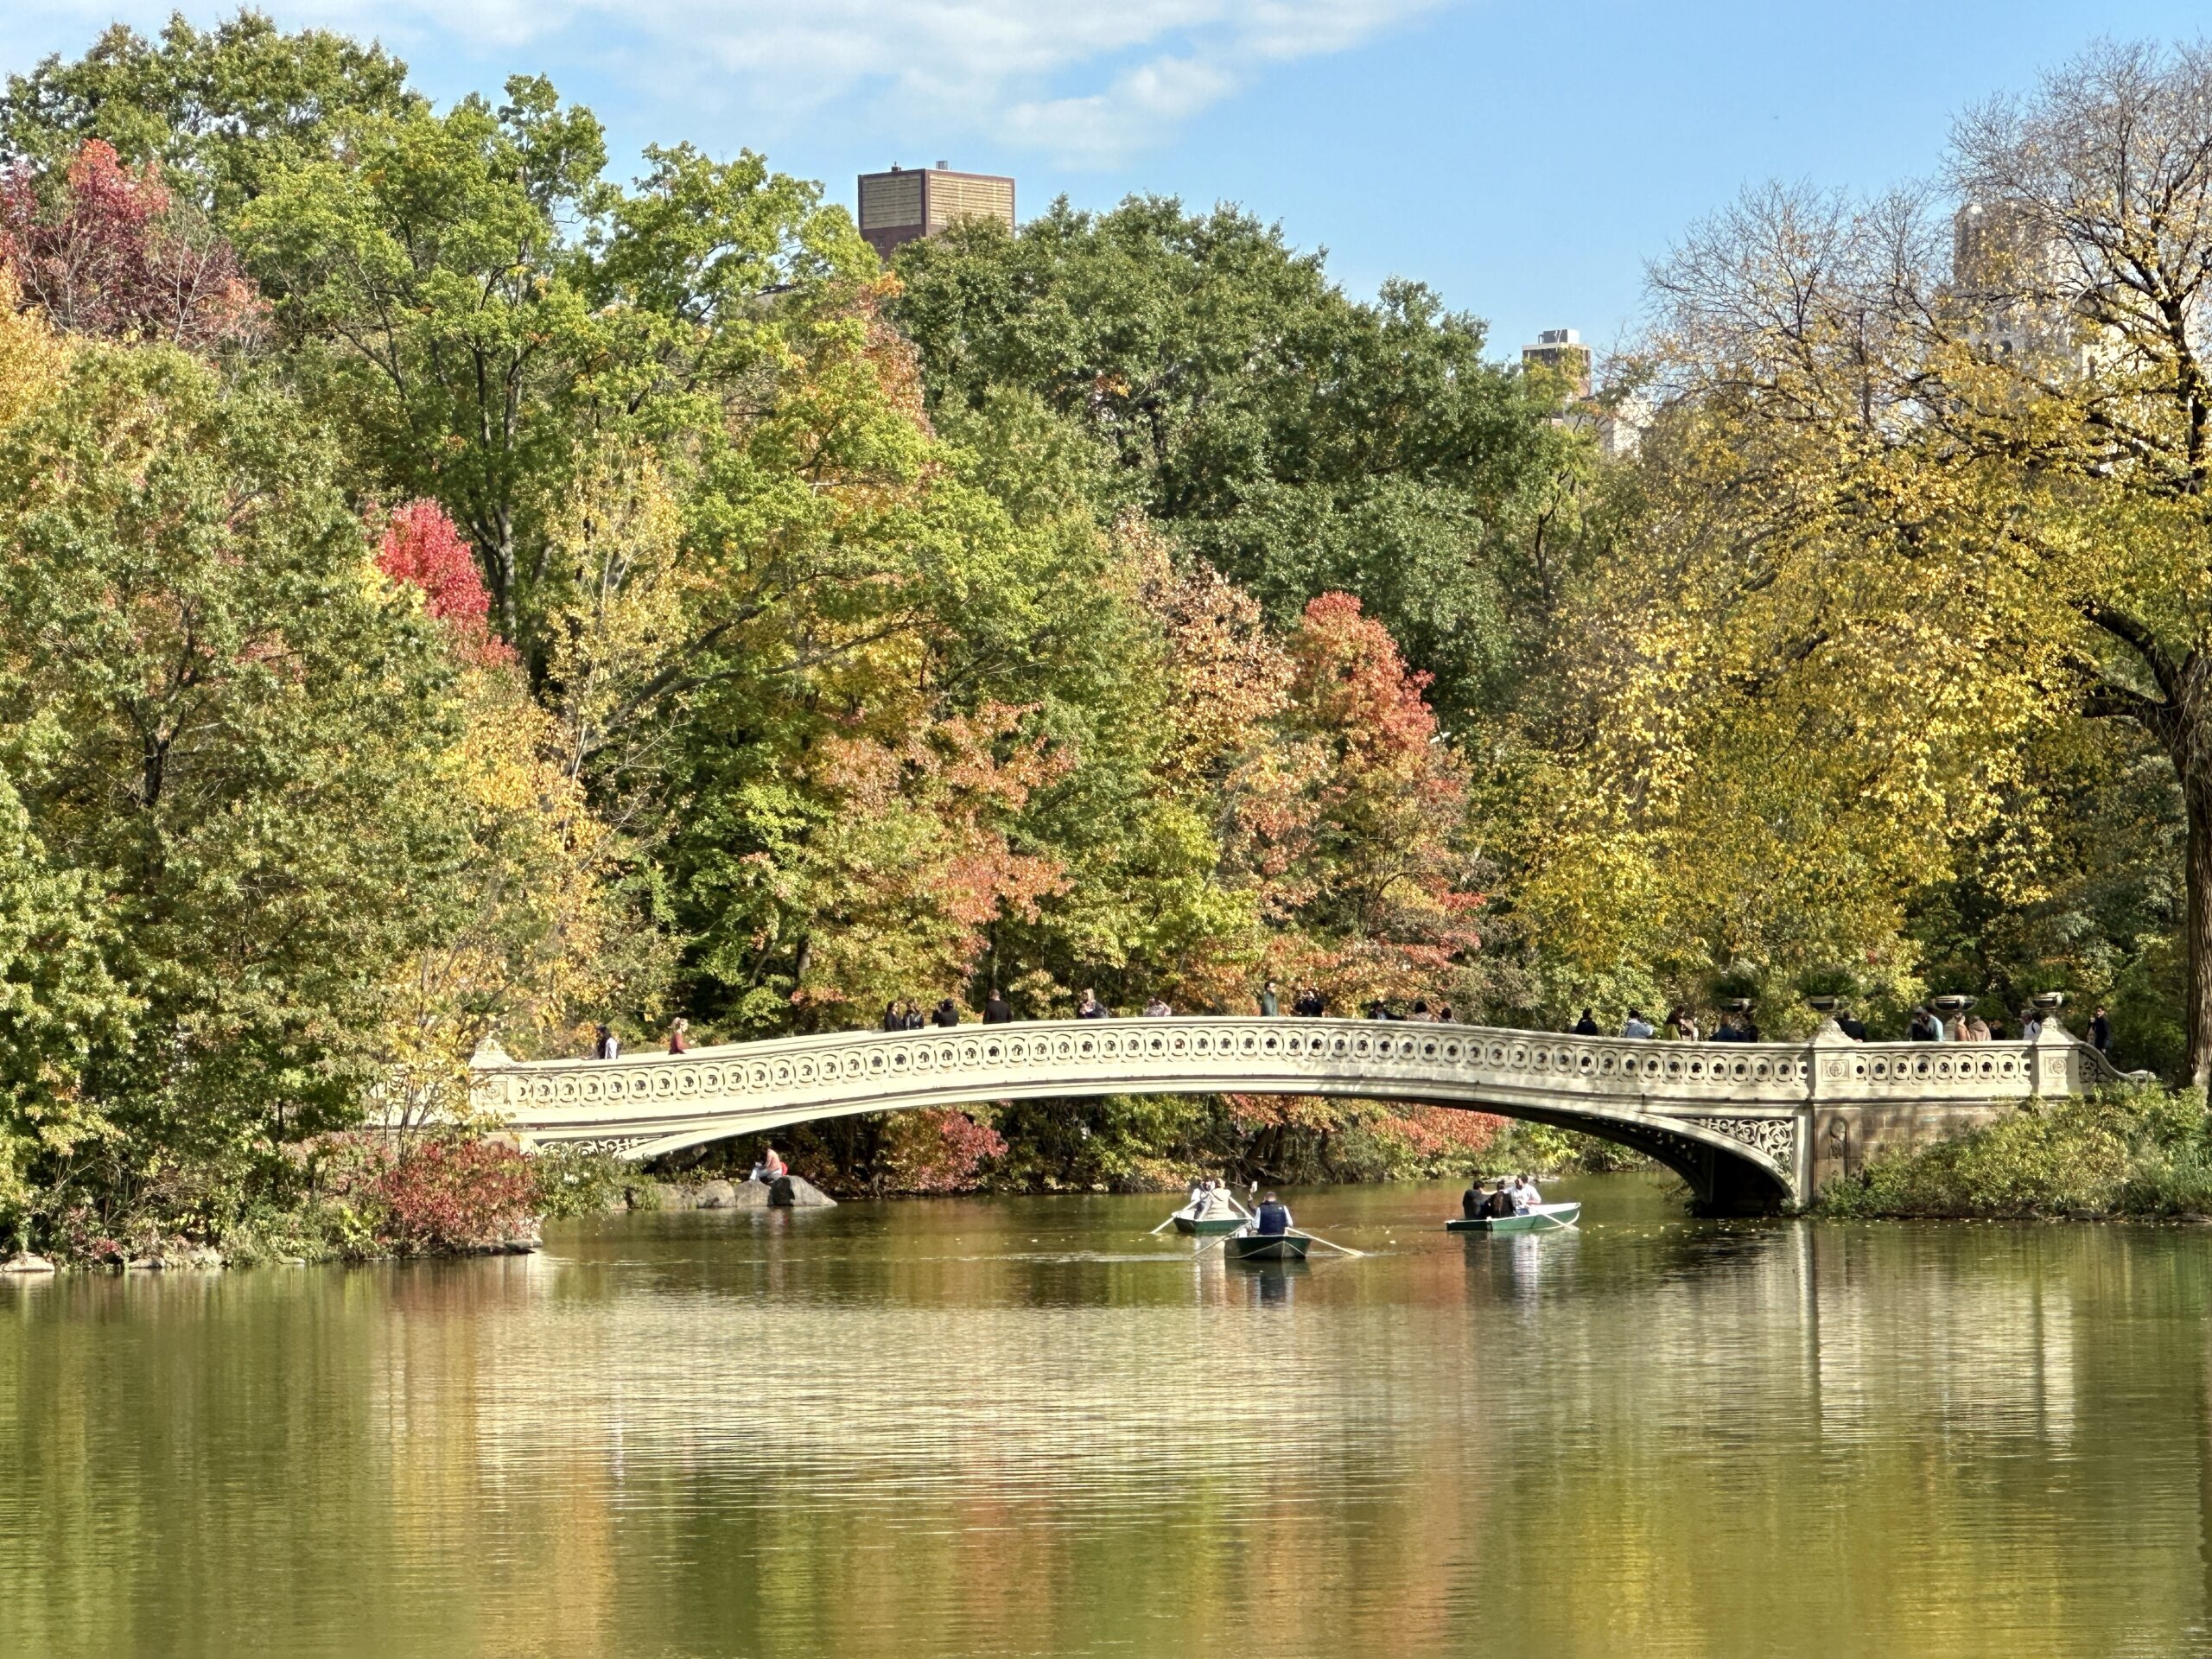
1258, 980, 1281, 1016
1573, 1008, 1600, 1036
2089, 1007, 2112, 1053
1461, 1180, 1485, 1220
1255, 1192, 1292, 1235
1077, 988, 1110, 1020
983, 988, 1014, 1024
932, 997, 960, 1027
1836, 1012, 1868, 1041
1484, 1180, 1516, 1218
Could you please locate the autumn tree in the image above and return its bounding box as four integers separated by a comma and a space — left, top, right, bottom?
1615, 42, 2212, 1071
0, 138, 258, 347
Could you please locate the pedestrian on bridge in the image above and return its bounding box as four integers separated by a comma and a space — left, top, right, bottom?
1258, 980, 1280, 1015
667, 1018, 690, 1054
1573, 1008, 1600, 1035
594, 1024, 620, 1060
1622, 1009, 1656, 1039
1077, 988, 1110, 1020
932, 998, 961, 1027
1143, 995, 1172, 1016
983, 987, 1014, 1024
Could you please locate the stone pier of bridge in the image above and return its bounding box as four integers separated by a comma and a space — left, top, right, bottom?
465, 1015, 2142, 1214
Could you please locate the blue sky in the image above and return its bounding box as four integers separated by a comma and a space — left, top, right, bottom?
6, 1, 2209, 363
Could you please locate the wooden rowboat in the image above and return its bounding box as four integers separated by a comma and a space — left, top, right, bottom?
1446, 1201, 1580, 1235
1225, 1230, 1312, 1262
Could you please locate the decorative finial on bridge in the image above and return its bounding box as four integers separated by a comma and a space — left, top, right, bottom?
470, 1033, 513, 1069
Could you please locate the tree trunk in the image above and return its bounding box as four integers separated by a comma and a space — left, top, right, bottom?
2187, 770, 2212, 1090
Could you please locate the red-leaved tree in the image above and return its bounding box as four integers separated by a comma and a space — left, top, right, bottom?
0, 141, 260, 350
1225, 592, 1484, 1011
376, 499, 512, 666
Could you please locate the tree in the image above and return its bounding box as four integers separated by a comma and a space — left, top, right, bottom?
0, 320, 470, 1166
1633, 42, 2212, 1073
0, 138, 259, 348
889, 199, 1582, 726
234, 80, 872, 652
0, 15, 419, 216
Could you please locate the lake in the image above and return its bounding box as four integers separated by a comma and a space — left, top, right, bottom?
3, 1174, 2209, 1657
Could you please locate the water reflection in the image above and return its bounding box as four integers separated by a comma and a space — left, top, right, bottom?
1, 1179, 2210, 1657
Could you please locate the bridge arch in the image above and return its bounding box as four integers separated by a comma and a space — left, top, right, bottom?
591, 1074, 1796, 1212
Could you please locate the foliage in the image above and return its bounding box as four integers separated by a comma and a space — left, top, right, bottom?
889, 199, 1587, 728
1813, 1089, 2212, 1219
0, 137, 258, 347
371, 1135, 540, 1252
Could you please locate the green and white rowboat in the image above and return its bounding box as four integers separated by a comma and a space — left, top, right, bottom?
1446, 1201, 1580, 1235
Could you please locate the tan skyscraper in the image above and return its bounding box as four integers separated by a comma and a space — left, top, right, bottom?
1521, 327, 1593, 399
857, 163, 1015, 260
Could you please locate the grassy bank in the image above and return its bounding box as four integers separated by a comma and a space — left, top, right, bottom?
1813, 1088, 2212, 1220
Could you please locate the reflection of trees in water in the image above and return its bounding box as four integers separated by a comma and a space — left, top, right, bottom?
6, 1215, 2212, 1654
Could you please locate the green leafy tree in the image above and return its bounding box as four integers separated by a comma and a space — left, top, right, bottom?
889, 198, 1583, 725
0, 14, 419, 214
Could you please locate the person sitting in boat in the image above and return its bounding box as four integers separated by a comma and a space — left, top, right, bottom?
1484, 1180, 1516, 1219
1513, 1174, 1542, 1213
1461, 1179, 1485, 1220
1189, 1179, 1217, 1219
1255, 1192, 1293, 1236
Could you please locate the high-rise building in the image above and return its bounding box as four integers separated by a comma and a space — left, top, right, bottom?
857, 163, 1015, 261
1522, 327, 1593, 400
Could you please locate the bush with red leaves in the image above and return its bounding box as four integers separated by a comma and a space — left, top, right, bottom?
372, 1136, 540, 1253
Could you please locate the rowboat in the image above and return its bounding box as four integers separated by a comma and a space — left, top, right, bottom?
1446, 1201, 1580, 1235
1225, 1230, 1313, 1262
1172, 1210, 1249, 1236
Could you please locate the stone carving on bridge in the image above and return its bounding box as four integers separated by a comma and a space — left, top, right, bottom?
1688, 1115, 1798, 1168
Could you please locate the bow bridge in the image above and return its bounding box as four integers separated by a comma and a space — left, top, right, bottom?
470, 1016, 2135, 1212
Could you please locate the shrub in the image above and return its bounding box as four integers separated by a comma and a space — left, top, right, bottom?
372, 1136, 539, 1252
1815, 1088, 2208, 1218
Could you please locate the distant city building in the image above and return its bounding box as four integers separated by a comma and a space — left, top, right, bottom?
857, 163, 1015, 260
1522, 326, 1646, 457
1522, 327, 1593, 400
1948, 200, 2093, 368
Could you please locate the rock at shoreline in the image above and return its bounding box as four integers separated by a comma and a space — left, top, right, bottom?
653, 1175, 837, 1211
1, 1252, 55, 1274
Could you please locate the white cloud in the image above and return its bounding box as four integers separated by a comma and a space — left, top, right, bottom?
3, 0, 1448, 167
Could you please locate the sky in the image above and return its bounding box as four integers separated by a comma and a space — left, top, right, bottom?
5, 0, 2210, 365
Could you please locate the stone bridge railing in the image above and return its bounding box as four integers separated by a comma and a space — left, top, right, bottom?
468, 1016, 2138, 1212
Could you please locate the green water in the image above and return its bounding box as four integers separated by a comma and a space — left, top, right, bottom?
3, 1174, 2210, 1657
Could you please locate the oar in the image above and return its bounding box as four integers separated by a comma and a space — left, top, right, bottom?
1192, 1225, 1247, 1257
1293, 1227, 1364, 1257
1150, 1212, 1184, 1236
